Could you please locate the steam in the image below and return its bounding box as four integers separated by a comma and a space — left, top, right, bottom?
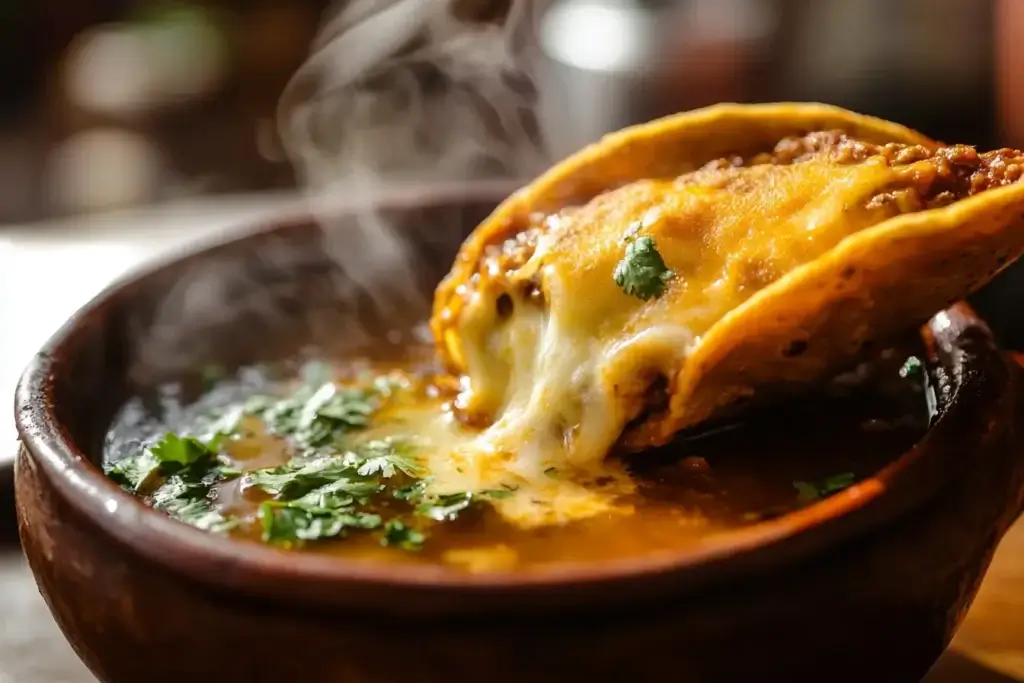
131, 0, 550, 386
277, 0, 550, 316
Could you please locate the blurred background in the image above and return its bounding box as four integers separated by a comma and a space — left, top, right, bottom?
0, 0, 323, 221
1, 0, 1015, 211
3, 0, 1024, 345
0, 0, 1009, 222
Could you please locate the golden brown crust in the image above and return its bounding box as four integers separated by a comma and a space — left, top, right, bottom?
435, 130, 1024, 386
428, 103, 1024, 455
431, 103, 939, 375
690, 132, 1024, 204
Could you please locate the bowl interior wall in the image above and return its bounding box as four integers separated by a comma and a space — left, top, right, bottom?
48, 194, 501, 461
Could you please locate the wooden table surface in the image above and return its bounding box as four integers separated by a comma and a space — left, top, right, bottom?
946, 356, 1024, 680
2, 195, 1024, 682
953, 512, 1024, 681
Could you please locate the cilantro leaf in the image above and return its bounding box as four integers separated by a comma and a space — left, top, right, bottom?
292, 476, 379, 510
393, 479, 430, 501
246, 380, 377, 450
314, 388, 375, 427
295, 383, 373, 447
104, 451, 160, 492
413, 487, 518, 521
381, 519, 425, 550
247, 456, 381, 501
196, 404, 245, 450
258, 501, 381, 546
140, 441, 240, 535
160, 496, 238, 533
105, 431, 224, 493
355, 439, 425, 479
150, 432, 216, 469
613, 235, 674, 301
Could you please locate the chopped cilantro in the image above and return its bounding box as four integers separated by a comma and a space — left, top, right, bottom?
613, 229, 674, 301
899, 355, 924, 379
259, 500, 382, 545
315, 388, 375, 426
198, 404, 245, 449
104, 364, 518, 552
381, 520, 425, 550
794, 472, 856, 502
105, 450, 160, 492
244, 429, 501, 545
105, 431, 225, 493
296, 384, 374, 446
160, 496, 238, 533
150, 432, 215, 469
247, 455, 381, 500
393, 479, 430, 501
104, 431, 243, 533
354, 439, 425, 478
245, 378, 378, 450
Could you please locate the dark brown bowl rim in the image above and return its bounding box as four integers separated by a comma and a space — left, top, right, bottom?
13, 183, 1009, 612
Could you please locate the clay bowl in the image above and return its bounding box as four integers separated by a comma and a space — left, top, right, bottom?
14, 184, 1024, 683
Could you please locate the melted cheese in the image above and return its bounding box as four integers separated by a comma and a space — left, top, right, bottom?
360, 388, 635, 529
438, 153, 925, 507
361, 151, 956, 530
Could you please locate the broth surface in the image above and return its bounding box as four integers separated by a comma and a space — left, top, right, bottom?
103, 342, 931, 573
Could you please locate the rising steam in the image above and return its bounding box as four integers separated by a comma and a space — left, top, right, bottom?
277, 0, 550, 316
132, 0, 549, 385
